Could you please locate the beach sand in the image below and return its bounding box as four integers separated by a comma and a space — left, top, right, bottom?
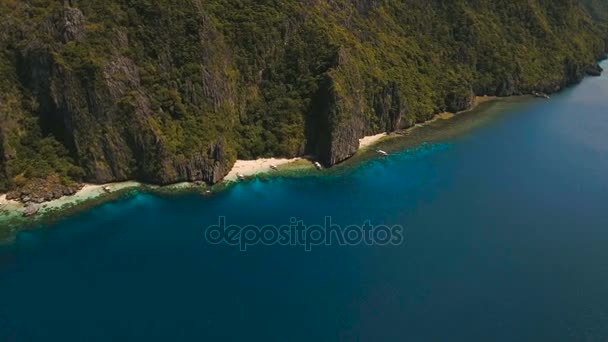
0, 194, 15, 210
225, 132, 394, 182
359, 133, 388, 150
0, 194, 22, 216
224, 157, 303, 181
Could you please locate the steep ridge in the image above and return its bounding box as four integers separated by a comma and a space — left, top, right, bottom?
0, 0, 606, 200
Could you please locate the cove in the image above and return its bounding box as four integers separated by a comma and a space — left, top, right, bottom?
0, 60, 607, 341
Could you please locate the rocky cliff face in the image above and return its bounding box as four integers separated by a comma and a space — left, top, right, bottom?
587, 63, 604, 76
445, 88, 476, 114
0, 0, 606, 197
6, 2, 238, 189
315, 77, 405, 166
0, 131, 6, 187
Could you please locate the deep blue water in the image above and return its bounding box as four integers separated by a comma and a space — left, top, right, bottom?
1, 61, 608, 341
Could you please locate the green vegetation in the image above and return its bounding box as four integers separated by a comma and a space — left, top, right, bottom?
0, 0, 606, 192
0, 46, 84, 192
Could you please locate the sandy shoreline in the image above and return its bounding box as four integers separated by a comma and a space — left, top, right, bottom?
224, 157, 303, 181
0, 95, 500, 218
359, 133, 388, 150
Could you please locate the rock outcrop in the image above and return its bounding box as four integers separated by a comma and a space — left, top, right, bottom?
46, 5, 86, 43
586, 63, 604, 76
6, 176, 83, 204
307, 74, 405, 166
445, 88, 475, 113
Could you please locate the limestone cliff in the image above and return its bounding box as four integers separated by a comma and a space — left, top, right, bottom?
0, 0, 607, 197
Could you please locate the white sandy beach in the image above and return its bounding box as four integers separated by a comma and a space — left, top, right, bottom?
0, 194, 21, 215
224, 157, 303, 181
359, 133, 388, 149
226, 132, 391, 181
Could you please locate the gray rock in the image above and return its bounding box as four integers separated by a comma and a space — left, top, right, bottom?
445, 88, 475, 113
23, 204, 39, 217
586, 64, 603, 77
45, 6, 86, 43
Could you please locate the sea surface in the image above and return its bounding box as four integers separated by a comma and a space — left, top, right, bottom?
1, 60, 608, 341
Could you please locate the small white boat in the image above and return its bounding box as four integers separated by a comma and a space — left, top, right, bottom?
102, 186, 111, 193
270, 164, 278, 171
236, 173, 246, 180
377, 149, 389, 156
314, 162, 323, 170
533, 92, 550, 99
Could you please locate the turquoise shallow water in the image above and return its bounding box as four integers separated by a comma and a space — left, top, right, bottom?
1, 60, 608, 341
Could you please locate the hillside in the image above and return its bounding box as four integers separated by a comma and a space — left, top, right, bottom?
1, 0, 607, 201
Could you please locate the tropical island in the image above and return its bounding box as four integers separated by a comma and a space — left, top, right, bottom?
1, 0, 607, 215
